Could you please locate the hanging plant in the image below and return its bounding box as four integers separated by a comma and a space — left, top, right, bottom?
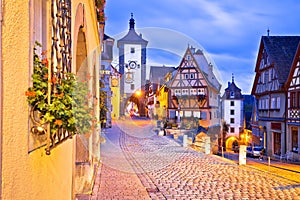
26, 42, 95, 136
95, 0, 106, 23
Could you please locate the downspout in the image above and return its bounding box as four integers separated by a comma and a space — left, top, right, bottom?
284, 87, 288, 154
0, 0, 3, 199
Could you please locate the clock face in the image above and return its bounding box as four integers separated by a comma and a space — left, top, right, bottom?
129, 61, 137, 69
111, 78, 119, 87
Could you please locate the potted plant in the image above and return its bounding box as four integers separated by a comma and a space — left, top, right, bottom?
26, 42, 95, 138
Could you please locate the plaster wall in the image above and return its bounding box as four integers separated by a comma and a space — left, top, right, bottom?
1, 1, 100, 199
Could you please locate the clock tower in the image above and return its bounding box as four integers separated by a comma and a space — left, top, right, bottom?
117, 13, 148, 117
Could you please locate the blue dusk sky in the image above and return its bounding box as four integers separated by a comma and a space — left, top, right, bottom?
104, 0, 300, 94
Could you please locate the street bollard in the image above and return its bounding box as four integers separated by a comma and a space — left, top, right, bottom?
268, 156, 270, 172
183, 135, 188, 147
239, 145, 247, 165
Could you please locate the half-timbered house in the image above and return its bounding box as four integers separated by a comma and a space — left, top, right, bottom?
251, 36, 300, 158
168, 46, 221, 130
285, 43, 300, 161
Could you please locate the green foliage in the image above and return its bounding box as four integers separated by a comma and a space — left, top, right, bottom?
99, 80, 107, 121
26, 43, 95, 135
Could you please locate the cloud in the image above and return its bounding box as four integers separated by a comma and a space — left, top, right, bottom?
105, 0, 300, 95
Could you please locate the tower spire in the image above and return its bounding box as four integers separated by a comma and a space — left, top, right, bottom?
232, 73, 234, 83
129, 13, 135, 30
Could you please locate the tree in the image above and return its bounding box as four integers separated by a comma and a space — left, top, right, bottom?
99, 80, 107, 126
221, 120, 229, 151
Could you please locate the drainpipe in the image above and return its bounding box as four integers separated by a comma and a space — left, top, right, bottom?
0, 0, 3, 198
284, 88, 288, 154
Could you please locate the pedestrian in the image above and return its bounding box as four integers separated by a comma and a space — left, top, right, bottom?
259, 148, 265, 160
163, 120, 168, 136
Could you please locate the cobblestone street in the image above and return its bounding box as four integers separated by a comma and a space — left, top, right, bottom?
92, 120, 300, 200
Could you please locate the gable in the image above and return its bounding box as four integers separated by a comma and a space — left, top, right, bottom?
286, 43, 300, 90
252, 36, 300, 95
169, 48, 209, 89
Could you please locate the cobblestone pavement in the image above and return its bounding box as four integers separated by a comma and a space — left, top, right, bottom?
92, 120, 300, 200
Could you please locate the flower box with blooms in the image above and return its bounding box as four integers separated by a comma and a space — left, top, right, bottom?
95, 0, 106, 23
26, 42, 95, 137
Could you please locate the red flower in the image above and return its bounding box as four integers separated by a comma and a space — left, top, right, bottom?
41, 50, 47, 55
25, 91, 36, 97
54, 119, 63, 126
41, 58, 48, 67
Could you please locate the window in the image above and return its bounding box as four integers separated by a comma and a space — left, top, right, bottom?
182, 89, 188, 95
276, 97, 280, 109
33, 0, 47, 50
190, 73, 195, 79
230, 118, 235, 124
269, 68, 273, 81
230, 92, 234, 98
131, 84, 135, 90
130, 47, 135, 53
184, 74, 189, 79
174, 89, 181, 96
271, 97, 276, 109
291, 92, 296, 108
198, 88, 205, 95
200, 112, 207, 120
230, 101, 234, 106
261, 72, 265, 84
264, 70, 269, 83
266, 98, 269, 109
230, 127, 235, 133
230, 110, 234, 115
292, 127, 298, 152
190, 89, 197, 95
298, 92, 300, 107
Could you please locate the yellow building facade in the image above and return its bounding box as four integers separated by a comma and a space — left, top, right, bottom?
1, 0, 104, 199
111, 74, 121, 120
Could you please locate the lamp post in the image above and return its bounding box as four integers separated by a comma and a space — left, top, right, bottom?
259, 125, 266, 148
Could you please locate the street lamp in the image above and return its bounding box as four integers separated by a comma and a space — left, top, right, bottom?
135, 90, 142, 97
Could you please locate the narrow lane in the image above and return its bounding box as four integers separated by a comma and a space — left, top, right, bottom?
93, 119, 300, 199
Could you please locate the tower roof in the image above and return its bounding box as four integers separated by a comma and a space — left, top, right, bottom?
222, 74, 243, 99
117, 13, 148, 47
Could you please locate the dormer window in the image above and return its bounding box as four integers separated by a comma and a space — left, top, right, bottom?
230, 91, 234, 98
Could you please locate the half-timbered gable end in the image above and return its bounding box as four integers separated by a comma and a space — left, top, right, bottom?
252, 36, 300, 96
286, 43, 300, 121
285, 43, 300, 158
168, 46, 221, 128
